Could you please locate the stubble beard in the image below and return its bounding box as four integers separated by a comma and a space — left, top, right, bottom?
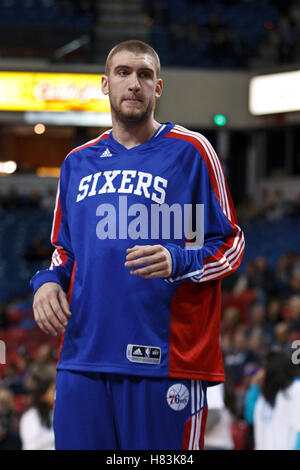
110, 99, 154, 125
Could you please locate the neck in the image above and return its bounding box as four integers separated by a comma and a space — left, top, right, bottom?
111, 116, 161, 149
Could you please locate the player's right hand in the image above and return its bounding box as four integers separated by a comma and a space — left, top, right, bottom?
33, 282, 72, 336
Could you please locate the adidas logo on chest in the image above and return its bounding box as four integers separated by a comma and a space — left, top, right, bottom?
100, 148, 112, 158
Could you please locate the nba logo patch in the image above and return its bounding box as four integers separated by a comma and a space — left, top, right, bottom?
166, 383, 189, 411
126, 344, 161, 364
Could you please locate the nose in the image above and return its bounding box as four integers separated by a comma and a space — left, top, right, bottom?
128, 73, 141, 92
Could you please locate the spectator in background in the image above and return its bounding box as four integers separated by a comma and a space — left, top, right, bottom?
273, 322, 293, 355
1, 362, 25, 396
286, 269, 300, 297
256, 186, 270, 218
247, 331, 268, 364
0, 388, 21, 450
250, 257, 278, 300
232, 261, 256, 295
220, 332, 233, 356
265, 298, 284, 335
40, 188, 56, 213
245, 350, 300, 450
221, 306, 241, 335
187, 19, 203, 65
143, 0, 169, 28
25, 191, 41, 210
246, 303, 273, 346
241, 363, 261, 397
169, 22, 187, 62
294, 192, 300, 216
236, 194, 260, 224
34, 344, 58, 370
204, 380, 236, 450
1, 186, 22, 210
255, 33, 279, 67
283, 191, 300, 218
24, 236, 52, 266
224, 328, 259, 386
276, 251, 300, 296
20, 365, 56, 450
204, 13, 237, 67
264, 188, 285, 221
0, 302, 9, 329
221, 269, 240, 293
233, 257, 277, 301
286, 295, 300, 333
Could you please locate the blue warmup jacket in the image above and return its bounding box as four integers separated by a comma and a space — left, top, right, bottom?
30, 122, 244, 382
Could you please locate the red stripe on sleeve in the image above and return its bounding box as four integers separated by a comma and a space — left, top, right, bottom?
56, 260, 77, 368
165, 130, 221, 206
51, 196, 62, 246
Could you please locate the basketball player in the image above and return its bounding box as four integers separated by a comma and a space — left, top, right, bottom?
30, 40, 245, 450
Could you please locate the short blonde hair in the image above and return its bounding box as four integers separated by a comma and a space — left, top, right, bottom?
105, 40, 161, 77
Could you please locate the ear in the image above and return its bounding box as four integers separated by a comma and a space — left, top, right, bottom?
101, 75, 109, 96
155, 78, 163, 100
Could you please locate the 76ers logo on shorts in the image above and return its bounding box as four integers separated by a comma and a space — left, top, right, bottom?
166, 383, 189, 411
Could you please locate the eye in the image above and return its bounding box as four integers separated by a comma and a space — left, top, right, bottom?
118, 70, 129, 76
140, 71, 151, 78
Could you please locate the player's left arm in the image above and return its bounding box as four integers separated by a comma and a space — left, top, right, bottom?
125, 143, 244, 282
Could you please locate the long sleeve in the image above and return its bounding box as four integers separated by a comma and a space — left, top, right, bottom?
164, 129, 244, 284
30, 161, 75, 297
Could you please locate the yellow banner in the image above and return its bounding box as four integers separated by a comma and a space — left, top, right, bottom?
0, 72, 110, 112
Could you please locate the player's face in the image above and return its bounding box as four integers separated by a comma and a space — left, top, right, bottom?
101, 51, 163, 124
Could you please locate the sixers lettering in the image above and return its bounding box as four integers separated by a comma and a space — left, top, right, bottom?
31, 40, 244, 450
76, 170, 168, 204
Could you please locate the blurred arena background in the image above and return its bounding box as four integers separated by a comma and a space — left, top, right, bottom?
0, 0, 299, 450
